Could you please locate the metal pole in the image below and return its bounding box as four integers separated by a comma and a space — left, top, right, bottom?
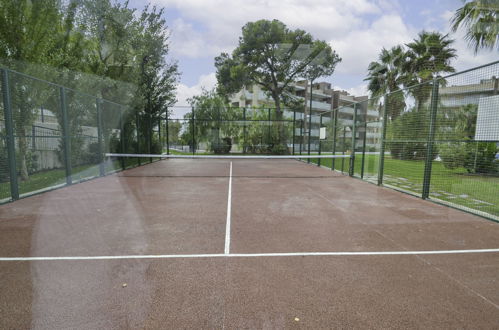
165, 108, 170, 155
318, 114, 322, 167
299, 114, 303, 155
341, 128, 346, 173
31, 125, 36, 150
307, 79, 313, 163
119, 107, 125, 170
148, 113, 152, 163
268, 108, 271, 151
331, 107, 338, 171
136, 112, 141, 166
422, 79, 440, 199
377, 97, 389, 186
361, 116, 367, 179
350, 103, 358, 177
191, 107, 195, 154
292, 109, 296, 155
243, 107, 247, 154
96, 98, 105, 176
1, 69, 19, 200
60, 87, 72, 185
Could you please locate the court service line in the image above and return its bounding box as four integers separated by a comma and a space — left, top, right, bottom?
1, 249, 499, 261
224, 161, 233, 254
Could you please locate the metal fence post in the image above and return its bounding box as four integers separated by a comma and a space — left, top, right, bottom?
292, 109, 296, 155
191, 107, 195, 154
299, 115, 303, 155
318, 114, 322, 167
331, 107, 338, 171
422, 79, 440, 199
361, 117, 367, 179
377, 96, 389, 186
165, 107, 170, 155
136, 112, 141, 166
243, 107, 247, 154
307, 108, 312, 163
60, 87, 72, 185
119, 107, 125, 170
96, 98, 105, 176
350, 103, 358, 176
1, 69, 19, 200
268, 108, 271, 150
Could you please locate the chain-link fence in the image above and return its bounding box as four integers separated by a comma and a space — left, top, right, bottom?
0, 67, 160, 202
2, 62, 498, 220
312, 61, 499, 220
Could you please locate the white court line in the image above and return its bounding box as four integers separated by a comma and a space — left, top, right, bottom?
1, 249, 499, 261
224, 161, 233, 254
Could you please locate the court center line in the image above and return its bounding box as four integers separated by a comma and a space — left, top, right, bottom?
1, 249, 499, 261
224, 161, 233, 254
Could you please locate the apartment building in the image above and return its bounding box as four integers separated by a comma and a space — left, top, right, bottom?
229, 81, 379, 150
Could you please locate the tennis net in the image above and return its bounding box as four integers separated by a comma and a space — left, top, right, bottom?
104, 153, 353, 178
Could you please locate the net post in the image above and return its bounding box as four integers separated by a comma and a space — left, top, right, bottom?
136, 112, 141, 166
318, 114, 322, 167
119, 107, 125, 170
349, 103, 358, 177
96, 98, 105, 177
422, 79, 439, 199
331, 107, 338, 171
377, 96, 389, 186
148, 112, 152, 163
299, 113, 303, 155
307, 81, 313, 163
268, 108, 271, 151
157, 114, 161, 151
243, 107, 247, 154
165, 107, 170, 155
191, 107, 195, 155
60, 87, 72, 185
292, 108, 296, 155
1, 68, 19, 200
341, 127, 346, 173
361, 112, 367, 179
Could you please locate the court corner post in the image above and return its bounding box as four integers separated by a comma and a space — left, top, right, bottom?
60, 86, 72, 185
422, 78, 439, 199
349, 103, 358, 177
96, 98, 105, 177
1, 68, 19, 200
377, 96, 388, 186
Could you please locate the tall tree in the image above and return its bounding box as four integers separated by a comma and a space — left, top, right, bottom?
215, 19, 340, 121
364, 45, 407, 119
451, 0, 499, 53
0, 0, 62, 180
404, 31, 457, 111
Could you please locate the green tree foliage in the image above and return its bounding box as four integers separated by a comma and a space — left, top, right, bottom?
451, 0, 499, 53
404, 31, 457, 111
439, 104, 498, 174
0, 0, 179, 178
214, 19, 340, 145
365, 46, 407, 120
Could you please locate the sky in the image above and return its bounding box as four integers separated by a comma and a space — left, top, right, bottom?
125, 0, 497, 109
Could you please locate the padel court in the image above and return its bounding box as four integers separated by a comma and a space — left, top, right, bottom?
1, 158, 498, 328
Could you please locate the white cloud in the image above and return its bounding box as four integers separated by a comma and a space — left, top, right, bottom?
173, 73, 217, 116
155, 0, 383, 60
331, 14, 414, 76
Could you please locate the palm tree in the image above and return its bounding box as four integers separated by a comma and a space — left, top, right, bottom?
364, 45, 407, 119
404, 31, 457, 111
451, 0, 499, 53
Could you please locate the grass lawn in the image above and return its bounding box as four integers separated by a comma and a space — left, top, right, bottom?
309, 154, 499, 217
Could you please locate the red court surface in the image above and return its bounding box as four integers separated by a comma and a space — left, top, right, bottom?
0, 159, 498, 329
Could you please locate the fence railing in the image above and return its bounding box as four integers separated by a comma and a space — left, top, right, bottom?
1, 62, 498, 220
0, 67, 162, 201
